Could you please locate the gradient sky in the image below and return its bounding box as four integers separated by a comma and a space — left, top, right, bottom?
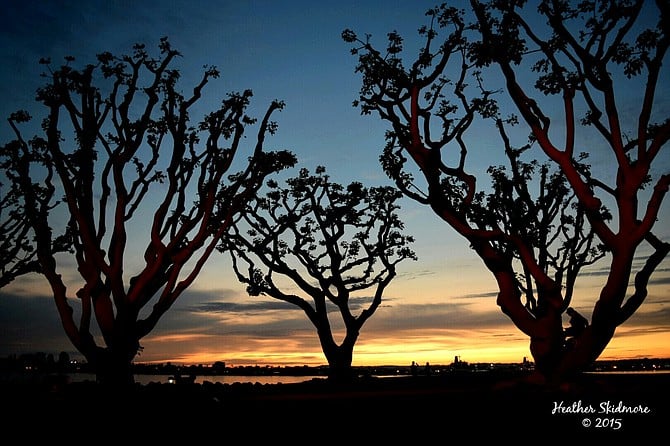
1, 0, 668, 368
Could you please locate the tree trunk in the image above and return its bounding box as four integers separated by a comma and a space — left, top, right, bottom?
318, 328, 357, 384
554, 324, 616, 382
89, 347, 136, 388
528, 316, 616, 385
325, 349, 356, 383
528, 310, 565, 382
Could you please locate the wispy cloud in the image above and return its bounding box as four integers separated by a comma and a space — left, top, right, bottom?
460, 291, 500, 299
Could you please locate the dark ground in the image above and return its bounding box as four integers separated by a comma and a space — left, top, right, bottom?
3, 370, 668, 441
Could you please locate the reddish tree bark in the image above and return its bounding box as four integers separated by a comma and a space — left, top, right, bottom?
344, 0, 668, 384
1, 39, 295, 386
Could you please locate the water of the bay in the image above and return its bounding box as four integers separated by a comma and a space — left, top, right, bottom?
65, 369, 670, 386
68, 373, 327, 385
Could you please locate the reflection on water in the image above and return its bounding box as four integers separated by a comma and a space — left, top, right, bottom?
69, 373, 324, 385
65, 369, 670, 385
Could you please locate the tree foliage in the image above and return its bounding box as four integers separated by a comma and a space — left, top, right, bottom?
0, 38, 296, 386
220, 166, 416, 381
0, 133, 50, 288
344, 0, 669, 383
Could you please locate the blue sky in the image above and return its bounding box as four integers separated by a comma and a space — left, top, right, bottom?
1, 0, 668, 367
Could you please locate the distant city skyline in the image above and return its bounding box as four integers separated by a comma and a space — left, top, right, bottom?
5, 351, 669, 375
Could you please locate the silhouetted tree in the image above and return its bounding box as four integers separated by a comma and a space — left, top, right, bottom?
0, 159, 42, 288
219, 166, 416, 382
1, 138, 74, 288
0, 38, 296, 387
344, 0, 668, 384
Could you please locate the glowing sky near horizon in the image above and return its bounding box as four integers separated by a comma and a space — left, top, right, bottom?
0, 0, 668, 367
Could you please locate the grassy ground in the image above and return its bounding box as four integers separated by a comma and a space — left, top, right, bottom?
4, 370, 668, 440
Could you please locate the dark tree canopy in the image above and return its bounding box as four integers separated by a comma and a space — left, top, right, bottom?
0, 38, 296, 386
220, 166, 416, 382
344, 0, 669, 383
0, 149, 47, 288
